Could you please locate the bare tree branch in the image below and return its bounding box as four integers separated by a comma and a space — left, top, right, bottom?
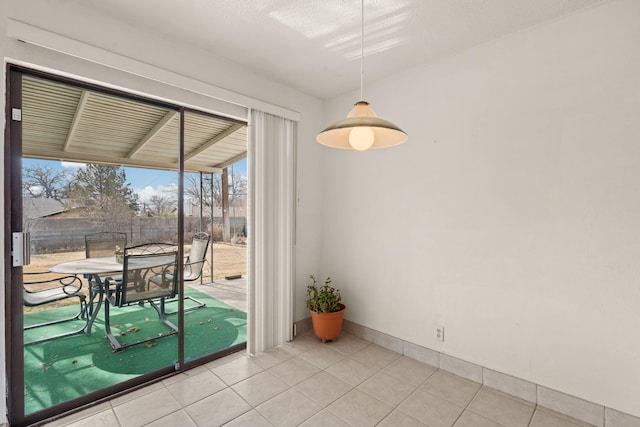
22, 164, 71, 201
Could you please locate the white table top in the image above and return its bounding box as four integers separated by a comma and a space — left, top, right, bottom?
49, 255, 176, 275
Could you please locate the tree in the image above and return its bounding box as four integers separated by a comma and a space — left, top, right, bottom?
229, 173, 248, 207
185, 170, 247, 241
185, 171, 247, 212
67, 164, 139, 225
149, 193, 176, 216
185, 174, 217, 210
22, 163, 71, 201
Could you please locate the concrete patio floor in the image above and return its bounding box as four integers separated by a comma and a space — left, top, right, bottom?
190, 277, 247, 313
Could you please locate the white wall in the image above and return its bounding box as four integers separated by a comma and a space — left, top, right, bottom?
0, 1, 326, 423
4, 0, 639, 422
321, 0, 640, 418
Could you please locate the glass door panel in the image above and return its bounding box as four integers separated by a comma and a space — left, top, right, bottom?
20, 74, 180, 415
182, 111, 248, 363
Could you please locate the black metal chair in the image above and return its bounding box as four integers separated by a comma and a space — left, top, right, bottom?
126, 236, 209, 280
125, 242, 176, 256
103, 251, 179, 351
23, 272, 88, 345
84, 232, 128, 323
126, 237, 209, 313
85, 231, 127, 259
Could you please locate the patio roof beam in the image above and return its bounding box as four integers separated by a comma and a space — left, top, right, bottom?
184, 123, 244, 161
126, 110, 178, 159
197, 166, 223, 174
216, 151, 247, 170
63, 90, 90, 152
27, 151, 221, 174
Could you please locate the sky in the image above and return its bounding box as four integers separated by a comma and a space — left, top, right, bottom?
22, 157, 247, 204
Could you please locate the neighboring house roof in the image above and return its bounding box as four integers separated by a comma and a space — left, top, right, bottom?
23, 198, 74, 219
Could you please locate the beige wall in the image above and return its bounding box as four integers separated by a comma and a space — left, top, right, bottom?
321, 0, 640, 418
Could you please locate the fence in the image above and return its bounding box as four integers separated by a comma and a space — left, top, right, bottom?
26, 216, 246, 253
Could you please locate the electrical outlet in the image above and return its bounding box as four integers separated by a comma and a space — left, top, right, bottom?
436, 326, 445, 342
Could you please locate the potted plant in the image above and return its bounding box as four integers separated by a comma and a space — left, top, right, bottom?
306, 275, 346, 343
114, 245, 124, 264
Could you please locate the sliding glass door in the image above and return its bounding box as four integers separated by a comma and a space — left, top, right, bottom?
6, 67, 247, 426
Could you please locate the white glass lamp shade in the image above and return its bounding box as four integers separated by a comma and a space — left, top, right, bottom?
316, 101, 408, 150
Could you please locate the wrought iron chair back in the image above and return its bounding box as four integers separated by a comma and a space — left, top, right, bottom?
23, 272, 88, 345
125, 242, 176, 256
103, 251, 179, 351
119, 252, 178, 305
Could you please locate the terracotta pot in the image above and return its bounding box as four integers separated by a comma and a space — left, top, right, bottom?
309, 303, 346, 343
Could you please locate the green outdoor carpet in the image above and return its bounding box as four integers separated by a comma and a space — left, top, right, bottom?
23, 288, 246, 415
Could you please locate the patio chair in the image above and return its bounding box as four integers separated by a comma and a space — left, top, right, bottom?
85, 231, 127, 258
124, 242, 183, 312
103, 251, 179, 351
125, 242, 176, 256
84, 231, 128, 287
184, 232, 211, 282
84, 232, 128, 324
127, 236, 209, 313
23, 272, 88, 345
161, 232, 211, 314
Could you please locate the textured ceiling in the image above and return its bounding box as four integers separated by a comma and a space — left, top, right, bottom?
76, 0, 610, 99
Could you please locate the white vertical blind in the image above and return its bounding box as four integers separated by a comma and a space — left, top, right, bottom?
247, 110, 296, 354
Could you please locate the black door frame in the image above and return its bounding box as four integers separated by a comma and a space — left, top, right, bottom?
4, 65, 246, 426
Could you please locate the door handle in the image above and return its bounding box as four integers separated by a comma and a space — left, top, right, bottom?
12, 232, 30, 267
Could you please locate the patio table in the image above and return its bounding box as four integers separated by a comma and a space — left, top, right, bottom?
49, 255, 174, 338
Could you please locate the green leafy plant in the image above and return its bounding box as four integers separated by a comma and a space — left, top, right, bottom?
306, 275, 342, 314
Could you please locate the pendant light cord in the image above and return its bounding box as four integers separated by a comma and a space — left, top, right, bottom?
360, 0, 364, 101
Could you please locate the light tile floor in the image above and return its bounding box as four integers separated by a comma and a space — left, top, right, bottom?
44, 331, 596, 427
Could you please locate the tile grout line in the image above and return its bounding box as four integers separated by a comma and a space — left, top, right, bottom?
342, 321, 618, 427
307, 337, 488, 427
321, 347, 385, 425
526, 403, 537, 427
168, 368, 241, 427
199, 356, 265, 426
375, 365, 439, 426
317, 344, 410, 425
69, 331, 622, 427
229, 345, 360, 426
449, 383, 487, 427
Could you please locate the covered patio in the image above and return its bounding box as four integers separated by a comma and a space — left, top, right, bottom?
23, 283, 247, 414
16, 69, 250, 416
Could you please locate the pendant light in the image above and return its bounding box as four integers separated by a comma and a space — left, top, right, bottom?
316, 0, 408, 151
